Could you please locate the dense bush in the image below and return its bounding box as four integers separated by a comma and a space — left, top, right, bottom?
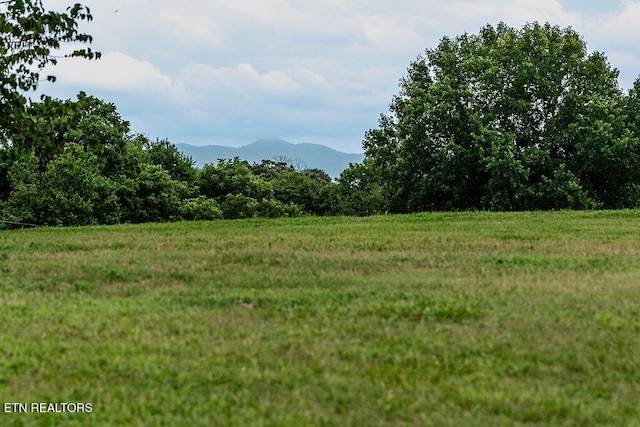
335, 161, 386, 216
118, 163, 189, 223
2, 145, 120, 226
256, 198, 303, 218
251, 160, 337, 215
199, 158, 274, 201
220, 194, 260, 219
179, 196, 223, 221
145, 137, 198, 187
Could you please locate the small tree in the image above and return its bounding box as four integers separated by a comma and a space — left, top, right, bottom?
199, 158, 274, 201
335, 160, 386, 216
144, 137, 198, 186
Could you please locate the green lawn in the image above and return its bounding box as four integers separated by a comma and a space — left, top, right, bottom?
1, 211, 640, 426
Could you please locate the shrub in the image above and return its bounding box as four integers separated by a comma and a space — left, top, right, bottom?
220, 194, 259, 219
2, 144, 120, 226
118, 163, 189, 223
256, 198, 303, 218
199, 158, 274, 201
179, 196, 223, 221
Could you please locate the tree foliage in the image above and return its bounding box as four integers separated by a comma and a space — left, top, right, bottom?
199, 158, 274, 202
1, 0, 99, 147
179, 196, 223, 221
2, 143, 119, 226
145, 137, 197, 185
335, 160, 386, 216
363, 22, 640, 211
250, 160, 338, 215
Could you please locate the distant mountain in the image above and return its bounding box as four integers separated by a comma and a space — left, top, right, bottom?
175, 139, 364, 179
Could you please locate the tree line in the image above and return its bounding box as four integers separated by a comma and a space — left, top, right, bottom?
0, 92, 384, 227
2, 2, 640, 228
0, 1, 381, 227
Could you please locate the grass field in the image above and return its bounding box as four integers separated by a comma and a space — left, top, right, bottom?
1, 211, 640, 426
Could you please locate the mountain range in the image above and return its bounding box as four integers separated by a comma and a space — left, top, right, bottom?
175, 139, 365, 179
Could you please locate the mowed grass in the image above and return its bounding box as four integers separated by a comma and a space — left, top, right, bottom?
1, 211, 640, 426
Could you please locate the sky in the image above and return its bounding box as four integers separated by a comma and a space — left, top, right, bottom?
38, 0, 640, 153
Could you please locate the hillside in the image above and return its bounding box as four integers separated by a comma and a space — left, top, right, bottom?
176, 139, 364, 178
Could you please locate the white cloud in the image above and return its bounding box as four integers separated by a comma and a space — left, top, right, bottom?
449, 1, 500, 20
36, 0, 640, 152
51, 51, 183, 96
501, 0, 574, 23
178, 63, 303, 106
157, 7, 227, 50
582, 0, 640, 48
558, 0, 640, 88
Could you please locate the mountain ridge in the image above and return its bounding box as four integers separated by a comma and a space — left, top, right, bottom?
176, 139, 364, 179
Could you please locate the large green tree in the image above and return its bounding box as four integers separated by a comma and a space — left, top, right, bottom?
363, 22, 640, 212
